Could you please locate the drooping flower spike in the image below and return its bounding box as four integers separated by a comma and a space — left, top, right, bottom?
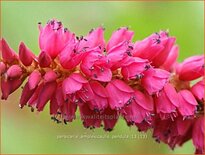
0, 19, 204, 154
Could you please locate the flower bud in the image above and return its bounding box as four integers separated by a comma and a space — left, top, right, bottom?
19, 42, 34, 66
38, 51, 51, 67
7, 65, 22, 79
0, 38, 18, 63
177, 55, 204, 81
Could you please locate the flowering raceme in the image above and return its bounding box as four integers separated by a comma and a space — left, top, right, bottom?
0, 19, 204, 154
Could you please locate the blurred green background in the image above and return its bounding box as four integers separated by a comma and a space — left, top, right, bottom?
1, 1, 204, 154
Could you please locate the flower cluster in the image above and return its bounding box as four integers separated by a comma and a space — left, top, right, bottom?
0, 19, 204, 154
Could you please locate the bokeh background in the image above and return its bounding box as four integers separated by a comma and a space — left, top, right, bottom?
1, 1, 204, 154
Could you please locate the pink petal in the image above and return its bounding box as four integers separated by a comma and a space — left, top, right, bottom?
62, 73, 86, 95
85, 27, 105, 49
164, 83, 179, 107
90, 81, 108, 98
134, 90, 153, 111
111, 79, 134, 93
70, 73, 87, 84
178, 90, 197, 116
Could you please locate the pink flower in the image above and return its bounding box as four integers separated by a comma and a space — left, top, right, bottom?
106, 79, 134, 110
161, 45, 179, 71
20, 82, 37, 108
102, 107, 119, 131
141, 68, 170, 95
79, 103, 119, 131
80, 51, 112, 82
19, 42, 35, 66
106, 27, 134, 51
132, 31, 176, 67
121, 89, 154, 125
0, 38, 18, 63
88, 81, 108, 112
62, 73, 94, 103
154, 83, 179, 120
38, 19, 75, 58
79, 103, 102, 128
178, 90, 198, 117
19, 70, 42, 108
36, 79, 57, 112
121, 56, 149, 80
191, 80, 204, 101
192, 116, 204, 154
153, 116, 193, 149
6, 65, 22, 79
176, 55, 204, 81
50, 85, 77, 123
59, 42, 87, 70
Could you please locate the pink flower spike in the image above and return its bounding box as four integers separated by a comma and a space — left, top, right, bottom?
106, 79, 134, 110
19, 42, 35, 66
178, 90, 198, 117
141, 68, 170, 95
44, 70, 57, 83
192, 116, 204, 154
38, 51, 52, 68
107, 27, 134, 51
38, 19, 75, 58
6, 65, 22, 79
0, 38, 18, 63
36, 81, 57, 111
191, 80, 204, 101
0, 62, 6, 75
161, 45, 179, 71
28, 70, 41, 90
177, 55, 204, 81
